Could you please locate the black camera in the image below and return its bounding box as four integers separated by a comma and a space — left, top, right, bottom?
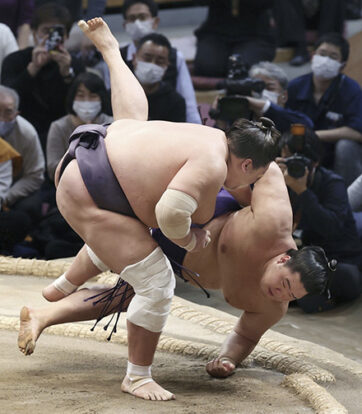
209, 54, 265, 123
284, 153, 312, 178
46, 25, 64, 52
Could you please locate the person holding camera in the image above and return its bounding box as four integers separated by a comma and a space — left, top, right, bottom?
276, 126, 362, 312
286, 33, 362, 187
211, 60, 313, 133
1, 2, 85, 151
247, 61, 314, 133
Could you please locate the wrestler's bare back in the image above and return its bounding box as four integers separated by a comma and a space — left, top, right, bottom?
103, 119, 228, 226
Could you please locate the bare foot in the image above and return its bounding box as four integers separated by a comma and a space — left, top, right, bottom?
78, 18, 119, 54
121, 375, 175, 401
18, 306, 42, 356
206, 357, 236, 378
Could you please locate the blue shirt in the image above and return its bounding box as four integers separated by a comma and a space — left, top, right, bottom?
287, 73, 362, 133
265, 102, 314, 133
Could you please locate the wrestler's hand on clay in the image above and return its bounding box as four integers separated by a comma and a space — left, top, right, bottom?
206, 356, 236, 378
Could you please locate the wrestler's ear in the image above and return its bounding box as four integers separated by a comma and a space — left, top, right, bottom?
241, 158, 253, 173
277, 255, 291, 264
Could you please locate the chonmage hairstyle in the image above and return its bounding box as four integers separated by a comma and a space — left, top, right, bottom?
284, 246, 334, 295
226, 117, 281, 168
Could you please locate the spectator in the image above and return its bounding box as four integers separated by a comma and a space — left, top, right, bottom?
46, 71, 112, 181
0, 137, 32, 255
0, 85, 44, 226
0, 0, 35, 49
347, 174, 362, 240
132, 33, 186, 122
276, 127, 362, 312
273, 0, 345, 66
286, 33, 362, 186
193, 0, 276, 78
96, 0, 201, 124
0, 23, 19, 78
1, 2, 85, 151
247, 62, 314, 133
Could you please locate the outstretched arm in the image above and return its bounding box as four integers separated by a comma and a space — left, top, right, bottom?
207, 306, 286, 378
78, 18, 148, 121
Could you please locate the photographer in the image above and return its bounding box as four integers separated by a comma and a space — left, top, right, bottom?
1, 3, 85, 151
211, 60, 313, 133
276, 126, 362, 312
247, 62, 313, 133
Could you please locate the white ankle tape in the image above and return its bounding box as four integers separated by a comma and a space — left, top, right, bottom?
86, 245, 109, 272
52, 273, 78, 296
127, 361, 152, 378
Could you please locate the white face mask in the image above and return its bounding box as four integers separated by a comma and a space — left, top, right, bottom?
0, 118, 17, 136
261, 89, 279, 104
125, 19, 154, 41
311, 55, 342, 80
134, 60, 166, 85
72, 100, 101, 123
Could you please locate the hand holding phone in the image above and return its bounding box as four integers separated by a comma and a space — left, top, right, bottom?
46, 25, 65, 52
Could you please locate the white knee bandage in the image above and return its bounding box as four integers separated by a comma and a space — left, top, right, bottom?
120, 247, 175, 333
86, 245, 109, 272
52, 273, 78, 296
155, 189, 198, 242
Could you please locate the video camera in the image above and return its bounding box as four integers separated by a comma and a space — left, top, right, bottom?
209, 54, 265, 123
283, 124, 313, 178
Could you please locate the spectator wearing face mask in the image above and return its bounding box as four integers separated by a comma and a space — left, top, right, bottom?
95, 0, 200, 124
245, 62, 313, 133
132, 33, 186, 122
286, 33, 362, 186
0, 85, 44, 223
46, 72, 112, 182
1, 2, 85, 151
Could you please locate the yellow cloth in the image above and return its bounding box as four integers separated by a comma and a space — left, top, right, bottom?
0, 137, 22, 177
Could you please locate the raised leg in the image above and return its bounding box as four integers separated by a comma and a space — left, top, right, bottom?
42, 244, 103, 301
78, 17, 148, 121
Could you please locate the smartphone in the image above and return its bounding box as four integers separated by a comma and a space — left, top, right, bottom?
46, 25, 64, 52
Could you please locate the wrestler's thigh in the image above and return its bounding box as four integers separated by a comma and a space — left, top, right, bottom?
85, 211, 157, 273
56, 160, 157, 272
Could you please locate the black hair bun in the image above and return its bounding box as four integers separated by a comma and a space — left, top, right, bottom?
328, 259, 338, 271
260, 117, 276, 128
